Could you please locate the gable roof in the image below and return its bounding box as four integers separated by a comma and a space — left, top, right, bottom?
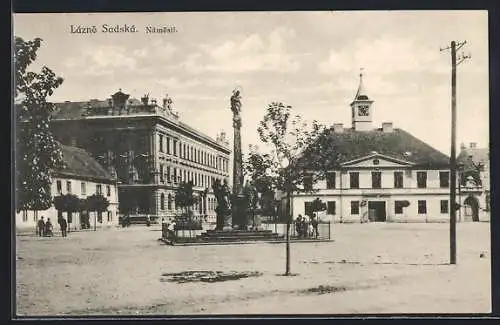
55, 144, 116, 183
299, 126, 450, 169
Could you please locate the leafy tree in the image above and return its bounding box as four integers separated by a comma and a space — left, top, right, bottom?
309, 197, 327, 217
15, 36, 65, 217
248, 102, 329, 275
53, 194, 83, 224
86, 194, 110, 224
174, 181, 200, 230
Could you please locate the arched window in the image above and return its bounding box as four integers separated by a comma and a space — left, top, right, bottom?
167, 194, 172, 210
160, 193, 165, 210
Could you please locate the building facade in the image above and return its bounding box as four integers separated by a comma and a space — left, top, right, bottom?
288, 73, 452, 223
16, 144, 119, 231
457, 143, 490, 222
49, 90, 231, 222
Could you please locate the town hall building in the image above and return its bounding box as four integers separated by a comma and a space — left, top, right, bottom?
292, 73, 452, 223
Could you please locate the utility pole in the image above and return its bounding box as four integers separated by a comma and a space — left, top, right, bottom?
440, 40, 471, 265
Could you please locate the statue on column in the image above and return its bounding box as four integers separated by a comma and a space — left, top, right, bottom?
231, 89, 242, 128
230, 88, 247, 230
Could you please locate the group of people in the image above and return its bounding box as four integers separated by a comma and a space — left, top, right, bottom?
37, 216, 68, 237
295, 214, 319, 239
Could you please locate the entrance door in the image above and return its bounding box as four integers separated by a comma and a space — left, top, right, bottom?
464, 196, 480, 222
368, 201, 386, 222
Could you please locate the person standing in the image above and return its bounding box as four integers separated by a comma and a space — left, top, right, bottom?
37, 217, 45, 237
44, 218, 53, 237
60, 218, 68, 237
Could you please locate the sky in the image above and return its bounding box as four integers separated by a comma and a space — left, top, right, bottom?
13, 11, 489, 157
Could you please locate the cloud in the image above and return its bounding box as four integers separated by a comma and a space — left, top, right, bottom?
154, 77, 202, 90
63, 40, 178, 76
186, 27, 301, 74
318, 36, 442, 76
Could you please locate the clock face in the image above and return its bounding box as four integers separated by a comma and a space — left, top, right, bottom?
358, 105, 369, 116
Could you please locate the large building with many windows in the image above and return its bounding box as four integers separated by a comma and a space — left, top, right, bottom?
289, 73, 452, 223
49, 90, 231, 221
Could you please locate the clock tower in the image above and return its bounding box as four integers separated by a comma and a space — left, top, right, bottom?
350, 70, 374, 131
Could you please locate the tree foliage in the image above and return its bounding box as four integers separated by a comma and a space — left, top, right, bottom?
246, 102, 329, 218
53, 194, 84, 213
15, 36, 65, 212
85, 194, 110, 213
174, 181, 198, 213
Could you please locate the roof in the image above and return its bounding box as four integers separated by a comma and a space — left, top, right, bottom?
457, 147, 489, 172
50, 98, 143, 120
55, 144, 116, 182
49, 98, 229, 151
353, 72, 371, 102
457, 147, 489, 165
299, 126, 450, 169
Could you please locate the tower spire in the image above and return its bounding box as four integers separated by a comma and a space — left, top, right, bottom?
354, 68, 368, 100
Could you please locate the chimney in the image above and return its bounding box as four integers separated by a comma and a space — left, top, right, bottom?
141, 95, 149, 105
382, 122, 393, 133
470, 142, 477, 149
333, 123, 344, 133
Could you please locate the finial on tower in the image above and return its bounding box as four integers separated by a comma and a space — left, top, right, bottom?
354, 68, 369, 101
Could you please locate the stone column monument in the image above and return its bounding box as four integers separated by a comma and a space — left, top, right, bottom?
230, 89, 247, 229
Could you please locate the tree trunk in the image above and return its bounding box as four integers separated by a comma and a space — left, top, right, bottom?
285, 192, 291, 276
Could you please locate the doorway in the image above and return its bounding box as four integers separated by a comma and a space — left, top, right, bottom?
464, 195, 480, 222
368, 201, 386, 222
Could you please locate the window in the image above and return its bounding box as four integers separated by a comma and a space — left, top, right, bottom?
394, 201, 405, 214
303, 175, 313, 190
183, 144, 187, 159
96, 184, 102, 195
107, 185, 111, 197
160, 193, 165, 210
22, 210, 28, 222
57, 180, 62, 194
326, 172, 336, 189
351, 201, 360, 215
160, 165, 164, 182
304, 202, 313, 217
418, 200, 427, 214
372, 172, 381, 189
440, 200, 449, 214
417, 172, 427, 188
107, 211, 112, 222
327, 201, 336, 215
81, 182, 86, 196
173, 140, 178, 156
166, 137, 171, 154
66, 181, 72, 194
190, 147, 194, 161
183, 170, 187, 182
394, 172, 404, 188
167, 194, 172, 210
350, 172, 359, 189
166, 166, 171, 182
173, 168, 177, 183
159, 135, 164, 152
440, 171, 450, 188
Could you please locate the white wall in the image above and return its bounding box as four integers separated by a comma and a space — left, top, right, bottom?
16, 176, 119, 231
